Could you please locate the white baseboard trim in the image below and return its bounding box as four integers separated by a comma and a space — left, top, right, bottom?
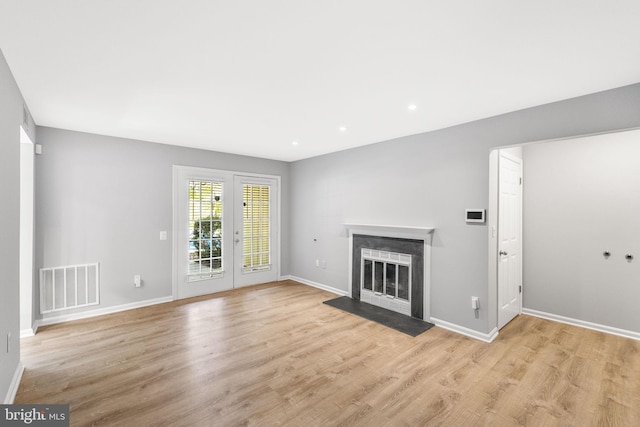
20, 327, 36, 338
4, 361, 24, 404
522, 308, 640, 341
430, 317, 499, 343
286, 275, 349, 297
35, 296, 174, 329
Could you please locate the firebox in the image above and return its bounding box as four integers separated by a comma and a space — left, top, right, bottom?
360, 248, 412, 316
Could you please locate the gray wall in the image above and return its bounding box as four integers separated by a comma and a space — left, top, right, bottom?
0, 50, 36, 402
35, 127, 290, 321
523, 129, 640, 333
290, 83, 640, 335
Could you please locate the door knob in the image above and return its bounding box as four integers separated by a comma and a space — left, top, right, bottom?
499, 250, 508, 256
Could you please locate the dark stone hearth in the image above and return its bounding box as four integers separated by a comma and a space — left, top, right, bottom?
323, 296, 434, 337
352, 234, 424, 319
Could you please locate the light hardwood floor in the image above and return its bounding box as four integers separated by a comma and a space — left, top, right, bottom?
16, 280, 640, 426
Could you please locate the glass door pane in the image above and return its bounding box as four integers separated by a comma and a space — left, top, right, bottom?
398, 265, 410, 300
385, 263, 396, 297
374, 261, 384, 293
363, 259, 373, 290
188, 180, 224, 281
241, 184, 271, 272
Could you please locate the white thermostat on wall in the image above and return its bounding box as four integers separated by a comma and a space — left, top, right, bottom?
465, 209, 486, 223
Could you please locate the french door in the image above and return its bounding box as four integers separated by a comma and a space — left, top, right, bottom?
173, 167, 279, 299
233, 176, 278, 287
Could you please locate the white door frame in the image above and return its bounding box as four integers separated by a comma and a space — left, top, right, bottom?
172, 165, 281, 299
19, 126, 35, 337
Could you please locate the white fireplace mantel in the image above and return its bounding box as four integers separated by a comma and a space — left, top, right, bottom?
344, 223, 434, 241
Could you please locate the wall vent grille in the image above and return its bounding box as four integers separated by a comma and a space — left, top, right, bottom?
39, 263, 100, 314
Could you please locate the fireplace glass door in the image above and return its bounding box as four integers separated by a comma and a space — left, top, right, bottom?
360, 249, 412, 316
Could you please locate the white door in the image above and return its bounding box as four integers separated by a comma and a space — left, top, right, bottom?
233, 176, 278, 287
174, 167, 234, 298
173, 167, 279, 299
498, 152, 523, 329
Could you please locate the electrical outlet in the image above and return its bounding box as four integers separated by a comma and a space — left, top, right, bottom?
315, 259, 320, 267
134, 275, 141, 288
471, 296, 479, 310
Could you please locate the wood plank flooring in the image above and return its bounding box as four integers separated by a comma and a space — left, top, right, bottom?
16, 280, 640, 426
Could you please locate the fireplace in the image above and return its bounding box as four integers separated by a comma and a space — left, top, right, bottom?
360, 248, 413, 316
345, 224, 434, 321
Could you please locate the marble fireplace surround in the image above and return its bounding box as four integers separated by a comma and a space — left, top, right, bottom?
345, 224, 435, 322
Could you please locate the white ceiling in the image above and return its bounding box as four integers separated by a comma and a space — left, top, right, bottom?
1, 1, 639, 162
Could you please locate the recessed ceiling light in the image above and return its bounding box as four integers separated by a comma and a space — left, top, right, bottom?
339, 126, 347, 132
408, 104, 417, 111
292, 141, 299, 146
